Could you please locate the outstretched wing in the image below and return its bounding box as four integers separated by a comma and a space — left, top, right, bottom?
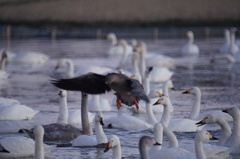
51, 72, 111, 94
129, 79, 150, 103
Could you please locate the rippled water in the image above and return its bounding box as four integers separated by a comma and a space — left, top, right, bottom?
0, 33, 240, 158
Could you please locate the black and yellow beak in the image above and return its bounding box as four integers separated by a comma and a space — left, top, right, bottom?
99, 117, 104, 126
222, 108, 230, 114
208, 133, 218, 140
157, 92, 164, 97
153, 142, 161, 146
182, 89, 191, 94
195, 117, 207, 127
153, 99, 163, 105
104, 141, 112, 153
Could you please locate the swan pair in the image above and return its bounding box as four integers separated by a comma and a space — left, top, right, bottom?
0, 125, 52, 158
219, 29, 239, 54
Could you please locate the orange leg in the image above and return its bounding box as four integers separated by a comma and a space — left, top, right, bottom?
116, 97, 122, 110
134, 98, 139, 110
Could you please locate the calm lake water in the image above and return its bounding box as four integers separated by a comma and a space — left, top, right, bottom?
0, 28, 240, 158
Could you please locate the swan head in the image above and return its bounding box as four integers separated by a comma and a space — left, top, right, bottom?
139, 136, 161, 147
164, 80, 174, 90
95, 112, 104, 126
196, 114, 217, 127
104, 135, 120, 153
148, 90, 164, 99
55, 58, 71, 70
186, 31, 194, 39
106, 33, 116, 40
182, 87, 200, 95
133, 41, 146, 53
222, 107, 239, 118
58, 90, 67, 97
195, 130, 218, 142
33, 125, 45, 137
153, 96, 168, 106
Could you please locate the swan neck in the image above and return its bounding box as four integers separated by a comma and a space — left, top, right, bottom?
188, 35, 194, 45
92, 95, 101, 111
0, 56, 6, 71
195, 139, 206, 159
35, 133, 44, 159
57, 96, 68, 124
112, 141, 122, 159
189, 91, 201, 120
232, 111, 240, 137
146, 102, 158, 124
81, 93, 93, 135
161, 99, 173, 127
163, 126, 178, 148
139, 140, 150, 159
111, 36, 117, 45
216, 118, 232, 146
66, 60, 74, 78
118, 43, 128, 67
95, 118, 107, 144
163, 82, 169, 97
139, 48, 146, 80
132, 54, 142, 83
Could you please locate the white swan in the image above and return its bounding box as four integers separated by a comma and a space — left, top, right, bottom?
131, 52, 142, 83
0, 120, 35, 133
57, 90, 95, 125
106, 33, 132, 56
196, 114, 232, 146
223, 107, 240, 153
154, 95, 201, 132
229, 28, 239, 54
71, 112, 107, 147
219, 29, 231, 53
0, 104, 39, 120
134, 42, 174, 82
0, 97, 20, 105
0, 50, 8, 80
180, 31, 199, 55
0, 125, 52, 158
9, 51, 49, 65
181, 130, 232, 159
182, 87, 233, 122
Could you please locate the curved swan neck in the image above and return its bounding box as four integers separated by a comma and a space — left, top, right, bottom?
139, 46, 147, 80
0, 55, 7, 71
65, 59, 74, 78
57, 94, 68, 124
151, 124, 163, 151
95, 117, 107, 144
161, 99, 173, 127
146, 102, 158, 124
189, 90, 201, 120
81, 93, 93, 135
216, 118, 232, 146
132, 54, 142, 83
118, 42, 128, 67
110, 35, 117, 45
112, 141, 121, 159
188, 34, 194, 45
195, 139, 206, 159
163, 81, 169, 97
225, 30, 230, 44
163, 126, 178, 148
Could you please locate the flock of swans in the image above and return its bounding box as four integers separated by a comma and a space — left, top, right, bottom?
0, 29, 239, 159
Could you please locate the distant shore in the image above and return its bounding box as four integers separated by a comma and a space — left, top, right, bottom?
0, 0, 240, 28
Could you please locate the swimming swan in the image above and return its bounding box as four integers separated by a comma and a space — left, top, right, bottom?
0, 125, 52, 158
71, 112, 107, 147
180, 31, 199, 55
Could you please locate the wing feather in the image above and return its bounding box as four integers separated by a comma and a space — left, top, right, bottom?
129, 79, 150, 103
51, 72, 111, 94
